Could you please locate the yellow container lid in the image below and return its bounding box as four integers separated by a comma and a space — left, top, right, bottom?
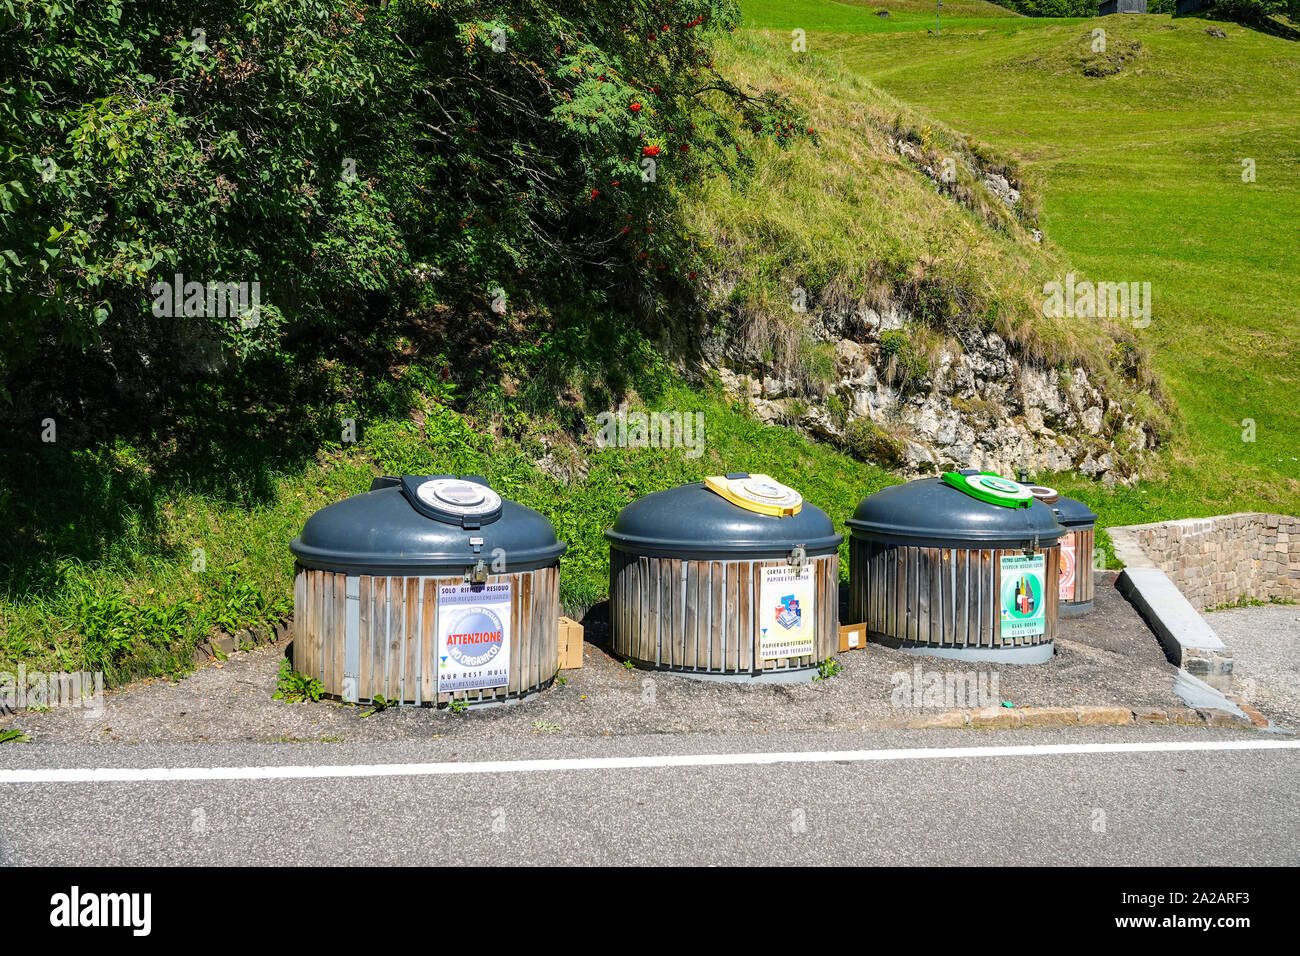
703, 473, 803, 517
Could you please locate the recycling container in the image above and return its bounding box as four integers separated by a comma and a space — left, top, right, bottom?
606, 474, 842, 681
1048, 493, 1098, 617
289, 474, 566, 707
847, 472, 1066, 663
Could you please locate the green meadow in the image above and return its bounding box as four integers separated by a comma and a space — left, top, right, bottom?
739, 0, 1300, 535
739, 0, 1045, 34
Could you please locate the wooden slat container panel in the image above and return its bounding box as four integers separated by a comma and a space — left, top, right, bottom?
421, 578, 436, 704
318, 572, 330, 691
293, 570, 307, 673
402, 578, 418, 704
385, 576, 404, 701
293, 564, 560, 707
1081, 528, 1095, 603
725, 562, 740, 672
709, 561, 725, 671
849, 540, 1060, 650
684, 562, 700, 670
736, 561, 753, 671
609, 553, 839, 676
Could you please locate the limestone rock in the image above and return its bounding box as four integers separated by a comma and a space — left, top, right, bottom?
703, 297, 1151, 485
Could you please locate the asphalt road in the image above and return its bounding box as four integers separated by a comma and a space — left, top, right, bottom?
2, 724, 1296, 865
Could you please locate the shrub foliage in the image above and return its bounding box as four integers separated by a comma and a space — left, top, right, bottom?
0, 0, 805, 402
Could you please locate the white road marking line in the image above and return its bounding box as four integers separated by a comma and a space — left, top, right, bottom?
1, 739, 1296, 784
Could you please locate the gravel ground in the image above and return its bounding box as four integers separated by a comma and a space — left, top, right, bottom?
2, 572, 1191, 745
1207, 603, 1300, 729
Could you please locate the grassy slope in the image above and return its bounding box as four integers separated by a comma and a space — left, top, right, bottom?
689, 30, 1152, 384
3, 6, 1144, 680
739, 0, 1300, 544
0, 382, 898, 679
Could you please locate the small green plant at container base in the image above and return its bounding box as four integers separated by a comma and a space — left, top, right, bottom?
447, 698, 469, 714
814, 657, 843, 681
272, 658, 323, 703
359, 694, 396, 718
622, 659, 636, 670
0, 729, 32, 744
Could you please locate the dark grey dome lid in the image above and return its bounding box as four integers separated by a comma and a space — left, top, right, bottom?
605, 480, 842, 558
847, 477, 1066, 546
1051, 494, 1098, 528
290, 476, 566, 573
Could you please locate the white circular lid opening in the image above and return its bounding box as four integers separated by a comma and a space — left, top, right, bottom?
415, 478, 502, 517
1028, 485, 1060, 503
968, 475, 1030, 499
743, 478, 787, 499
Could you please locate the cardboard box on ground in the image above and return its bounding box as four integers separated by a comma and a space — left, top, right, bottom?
558, 616, 584, 670
838, 623, 865, 654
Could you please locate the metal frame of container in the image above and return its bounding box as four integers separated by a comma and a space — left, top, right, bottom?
1053, 496, 1098, 618
292, 566, 559, 707
291, 476, 565, 708
848, 538, 1060, 663
606, 479, 843, 682
847, 477, 1066, 664
608, 550, 839, 681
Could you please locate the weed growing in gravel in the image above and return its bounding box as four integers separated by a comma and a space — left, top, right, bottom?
533, 720, 562, 733
447, 699, 469, 714
271, 658, 323, 703
0, 729, 32, 743
359, 694, 397, 718
814, 657, 843, 681
1205, 594, 1299, 612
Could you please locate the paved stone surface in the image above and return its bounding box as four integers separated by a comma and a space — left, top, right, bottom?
1208, 603, 1300, 730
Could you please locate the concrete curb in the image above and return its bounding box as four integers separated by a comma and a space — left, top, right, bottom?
1116, 567, 1233, 691
894, 703, 1270, 731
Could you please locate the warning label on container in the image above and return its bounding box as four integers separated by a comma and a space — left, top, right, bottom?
758, 565, 816, 660
1000, 554, 1046, 639
1059, 535, 1076, 601
436, 582, 511, 692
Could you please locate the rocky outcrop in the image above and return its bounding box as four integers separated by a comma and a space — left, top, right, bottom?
699, 301, 1153, 486
889, 137, 1036, 238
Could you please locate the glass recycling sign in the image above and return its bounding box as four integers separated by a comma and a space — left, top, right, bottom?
999, 553, 1046, 640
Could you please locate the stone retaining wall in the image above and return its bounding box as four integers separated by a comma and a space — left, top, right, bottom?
1108, 513, 1300, 611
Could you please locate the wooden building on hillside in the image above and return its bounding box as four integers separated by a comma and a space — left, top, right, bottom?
1098, 0, 1147, 13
